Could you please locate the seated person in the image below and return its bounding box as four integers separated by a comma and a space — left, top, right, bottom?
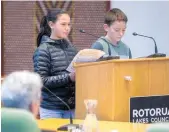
1, 70, 42, 118
146, 123, 169, 132
91, 8, 132, 59
1, 108, 41, 132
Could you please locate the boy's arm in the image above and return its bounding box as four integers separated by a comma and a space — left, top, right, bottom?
91, 42, 104, 51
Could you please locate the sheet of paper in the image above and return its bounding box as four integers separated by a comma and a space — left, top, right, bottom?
67, 49, 105, 73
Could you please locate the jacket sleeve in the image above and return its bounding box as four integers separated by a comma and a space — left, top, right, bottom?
33, 46, 72, 89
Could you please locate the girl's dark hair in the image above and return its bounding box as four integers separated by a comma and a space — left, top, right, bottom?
104, 8, 128, 26
37, 8, 68, 47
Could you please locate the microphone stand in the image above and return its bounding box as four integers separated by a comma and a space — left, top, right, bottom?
79, 29, 120, 60
133, 32, 166, 58
43, 86, 79, 131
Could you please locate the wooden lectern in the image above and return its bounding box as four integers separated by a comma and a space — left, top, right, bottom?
74, 57, 169, 121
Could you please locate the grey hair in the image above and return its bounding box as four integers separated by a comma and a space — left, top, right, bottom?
1, 71, 42, 111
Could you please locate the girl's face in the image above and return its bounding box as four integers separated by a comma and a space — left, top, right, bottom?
50, 14, 71, 39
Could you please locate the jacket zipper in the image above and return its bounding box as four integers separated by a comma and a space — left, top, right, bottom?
60, 39, 69, 68
63, 49, 69, 67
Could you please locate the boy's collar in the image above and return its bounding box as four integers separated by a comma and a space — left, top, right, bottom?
101, 36, 121, 47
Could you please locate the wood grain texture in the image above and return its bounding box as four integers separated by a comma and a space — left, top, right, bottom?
75, 57, 169, 121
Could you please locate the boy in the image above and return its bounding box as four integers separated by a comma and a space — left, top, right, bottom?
91, 8, 132, 59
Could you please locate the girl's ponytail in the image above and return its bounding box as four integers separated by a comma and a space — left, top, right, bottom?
37, 16, 51, 47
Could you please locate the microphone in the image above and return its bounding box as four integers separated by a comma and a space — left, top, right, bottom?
79, 29, 121, 60
79, 29, 120, 60
79, 29, 111, 56
132, 32, 158, 54
43, 85, 79, 131
132, 32, 166, 58
79, 29, 99, 38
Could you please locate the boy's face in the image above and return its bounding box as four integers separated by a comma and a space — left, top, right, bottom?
104, 21, 126, 43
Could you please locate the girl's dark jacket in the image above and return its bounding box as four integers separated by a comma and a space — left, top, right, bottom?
33, 35, 77, 110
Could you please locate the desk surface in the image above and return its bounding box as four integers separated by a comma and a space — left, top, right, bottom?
37, 118, 148, 132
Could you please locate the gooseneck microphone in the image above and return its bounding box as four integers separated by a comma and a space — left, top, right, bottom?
79, 29, 99, 38
132, 32, 166, 58
43, 85, 79, 131
79, 29, 121, 60
79, 29, 112, 56
132, 32, 158, 54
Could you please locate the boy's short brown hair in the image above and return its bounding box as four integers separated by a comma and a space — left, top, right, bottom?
104, 8, 128, 26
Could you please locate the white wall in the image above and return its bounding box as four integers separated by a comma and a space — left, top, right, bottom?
111, 1, 169, 58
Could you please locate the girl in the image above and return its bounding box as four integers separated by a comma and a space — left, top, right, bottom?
33, 8, 77, 119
